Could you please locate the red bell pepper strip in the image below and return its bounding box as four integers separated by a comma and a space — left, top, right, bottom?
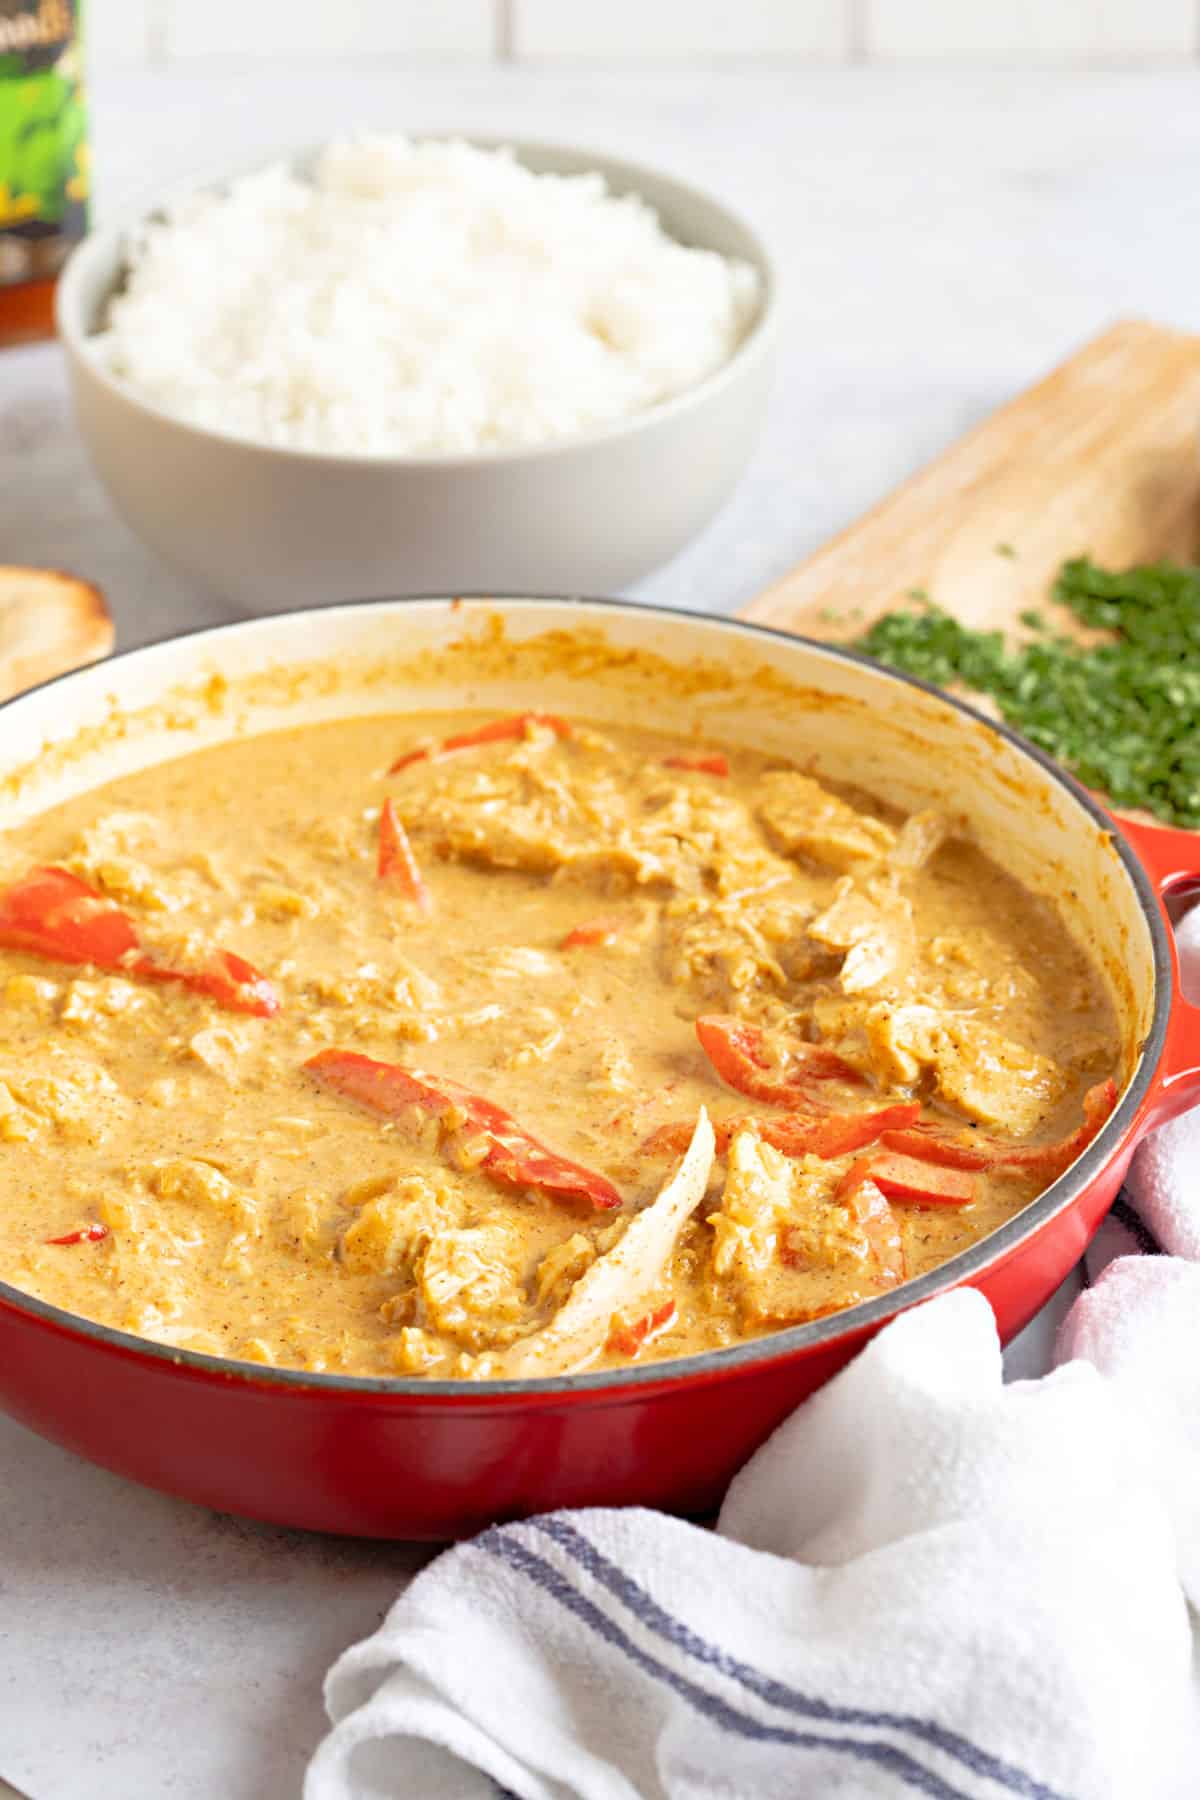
0, 865, 139, 966
305, 1048, 622, 1210
561, 917, 623, 950
879, 1078, 1119, 1183
878, 1127, 992, 1170
377, 799, 431, 910
781, 1178, 906, 1288
845, 1180, 906, 1285
650, 1078, 1117, 1192
662, 752, 729, 776
695, 1015, 864, 1107
45, 1222, 109, 1245
760, 1103, 922, 1160
780, 1173, 899, 1288
606, 1298, 677, 1358
838, 1151, 976, 1207
985, 1078, 1119, 1181
389, 712, 573, 774
645, 1101, 919, 1161
136, 948, 280, 1016
0, 867, 279, 1017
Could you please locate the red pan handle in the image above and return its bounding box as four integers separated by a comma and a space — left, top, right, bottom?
1111, 812, 1200, 1126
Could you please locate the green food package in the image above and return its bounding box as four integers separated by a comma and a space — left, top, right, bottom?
0, 0, 87, 291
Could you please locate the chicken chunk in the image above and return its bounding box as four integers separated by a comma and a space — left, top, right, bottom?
864, 1003, 1066, 1135
409, 754, 781, 899
186, 1022, 261, 1082
808, 877, 914, 995
564, 775, 778, 898
401, 760, 611, 875
889, 809, 953, 874
757, 772, 895, 872
0, 1048, 127, 1146
661, 891, 817, 1009
339, 1171, 463, 1277
60, 977, 155, 1031
534, 1232, 596, 1307
66, 810, 195, 914
708, 1130, 904, 1326
416, 1221, 527, 1349
149, 1156, 257, 1226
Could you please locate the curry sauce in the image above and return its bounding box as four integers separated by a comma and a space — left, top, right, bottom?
0, 710, 1120, 1377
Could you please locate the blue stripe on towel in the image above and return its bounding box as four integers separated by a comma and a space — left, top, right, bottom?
530, 1518, 1068, 1800
1108, 1191, 1162, 1256
480, 1526, 979, 1800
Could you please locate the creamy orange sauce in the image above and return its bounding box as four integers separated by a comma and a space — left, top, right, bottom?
0, 711, 1119, 1377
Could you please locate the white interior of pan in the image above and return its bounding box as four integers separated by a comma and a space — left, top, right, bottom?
0, 597, 1155, 1083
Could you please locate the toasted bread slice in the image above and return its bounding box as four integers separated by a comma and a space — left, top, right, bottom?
0, 567, 113, 701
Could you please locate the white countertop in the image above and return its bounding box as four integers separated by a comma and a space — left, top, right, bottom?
2, 60, 1198, 1800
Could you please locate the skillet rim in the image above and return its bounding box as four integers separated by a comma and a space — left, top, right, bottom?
0, 592, 1166, 1398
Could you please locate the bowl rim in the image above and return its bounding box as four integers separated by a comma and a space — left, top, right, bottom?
55, 132, 779, 472
0, 593, 1164, 1399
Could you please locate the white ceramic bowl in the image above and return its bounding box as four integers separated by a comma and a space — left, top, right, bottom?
56, 140, 777, 610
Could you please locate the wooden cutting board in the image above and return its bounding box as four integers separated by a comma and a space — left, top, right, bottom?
741, 318, 1200, 647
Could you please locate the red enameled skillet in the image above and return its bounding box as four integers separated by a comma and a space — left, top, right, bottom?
0, 596, 1196, 1538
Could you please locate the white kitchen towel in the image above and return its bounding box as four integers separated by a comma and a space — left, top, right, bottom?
305, 912, 1200, 1800
1088, 904, 1200, 1272
306, 1273, 1200, 1800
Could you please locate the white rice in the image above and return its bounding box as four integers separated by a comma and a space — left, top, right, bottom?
96, 135, 762, 458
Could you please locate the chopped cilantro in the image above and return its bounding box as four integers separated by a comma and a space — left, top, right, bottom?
852, 556, 1200, 828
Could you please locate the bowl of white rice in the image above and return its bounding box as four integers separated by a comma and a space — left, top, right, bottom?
57, 135, 775, 608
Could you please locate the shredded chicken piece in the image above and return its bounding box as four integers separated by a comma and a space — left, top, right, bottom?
499, 1110, 715, 1377
149, 1156, 257, 1225
4, 973, 58, 1012
61, 977, 154, 1030
340, 1172, 462, 1277
416, 1221, 527, 1349
808, 877, 914, 995
303, 958, 441, 1013
708, 1130, 904, 1325
401, 760, 603, 874
662, 891, 817, 1009
889, 810, 953, 873
586, 1038, 639, 1097
252, 882, 319, 922
534, 1232, 596, 1307
409, 754, 782, 899
276, 1187, 357, 1263
864, 1003, 1065, 1134
66, 810, 196, 914
707, 1130, 797, 1284
0, 1048, 127, 1145
187, 1022, 260, 1081
757, 772, 896, 871
390, 1326, 447, 1374
602, 778, 784, 896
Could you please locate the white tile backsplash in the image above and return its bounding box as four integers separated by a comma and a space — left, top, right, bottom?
88, 0, 1200, 69
867, 0, 1198, 58
163, 0, 496, 61
87, 0, 156, 67
512, 0, 851, 58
